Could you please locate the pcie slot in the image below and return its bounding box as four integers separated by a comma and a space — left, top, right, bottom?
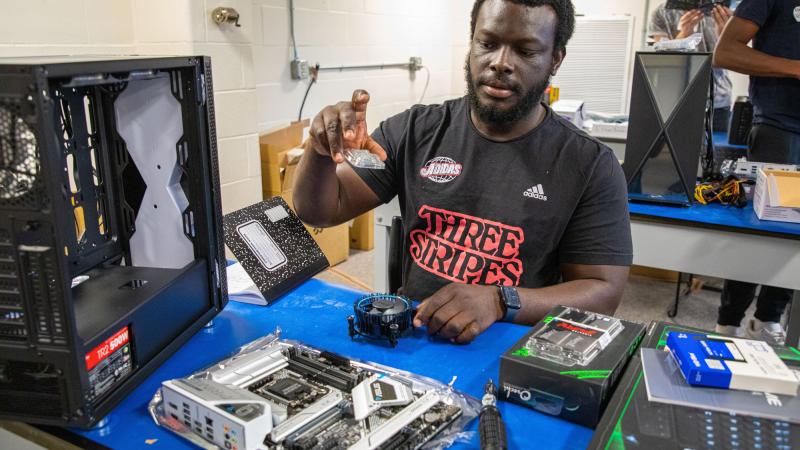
349, 391, 441, 450
283, 407, 343, 449
268, 389, 343, 444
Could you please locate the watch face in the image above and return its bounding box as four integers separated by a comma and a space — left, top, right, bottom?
501, 287, 521, 309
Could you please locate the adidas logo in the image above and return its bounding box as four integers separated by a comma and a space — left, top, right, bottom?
524, 184, 548, 201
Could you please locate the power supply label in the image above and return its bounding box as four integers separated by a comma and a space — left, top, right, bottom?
86, 326, 130, 370
85, 326, 133, 400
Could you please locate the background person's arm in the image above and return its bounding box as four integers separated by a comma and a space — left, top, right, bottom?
649, 8, 703, 43
713, 17, 800, 79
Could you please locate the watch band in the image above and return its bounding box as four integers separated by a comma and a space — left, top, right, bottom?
499, 286, 521, 322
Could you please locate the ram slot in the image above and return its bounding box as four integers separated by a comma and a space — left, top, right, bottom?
287, 353, 358, 391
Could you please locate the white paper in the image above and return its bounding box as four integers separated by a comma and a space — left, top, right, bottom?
226, 262, 266, 305
236, 220, 287, 272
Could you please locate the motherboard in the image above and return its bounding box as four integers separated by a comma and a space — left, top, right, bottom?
160, 342, 464, 450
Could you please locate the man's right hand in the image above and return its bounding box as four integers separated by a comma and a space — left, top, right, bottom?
308, 89, 388, 164
676, 9, 704, 39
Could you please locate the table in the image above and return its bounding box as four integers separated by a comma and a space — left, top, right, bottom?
629, 201, 800, 345
63, 279, 591, 450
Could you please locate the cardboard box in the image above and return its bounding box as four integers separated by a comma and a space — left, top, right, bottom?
552, 99, 586, 129
499, 306, 645, 428
260, 121, 350, 267
259, 120, 307, 197
349, 211, 374, 250
666, 332, 799, 396
281, 188, 349, 267
754, 169, 800, 224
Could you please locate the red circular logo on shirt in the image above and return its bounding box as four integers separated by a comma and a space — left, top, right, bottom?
419, 157, 462, 183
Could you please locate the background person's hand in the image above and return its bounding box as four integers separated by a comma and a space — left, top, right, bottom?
413, 283, 504, 344
308, 89, 387, 164
711, 4, 733, 37
676, 9, 704, 39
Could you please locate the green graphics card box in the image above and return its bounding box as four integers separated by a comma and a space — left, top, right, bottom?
499, 306, 645, 428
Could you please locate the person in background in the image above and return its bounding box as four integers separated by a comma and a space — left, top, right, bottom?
649, 3, 734, 132
712, 0, 800, 344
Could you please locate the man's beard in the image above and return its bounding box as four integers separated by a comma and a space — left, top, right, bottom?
465, 57, 551, 126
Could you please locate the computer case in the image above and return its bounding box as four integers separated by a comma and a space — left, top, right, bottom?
729, 96, 753, 146
0, 56, 227, 427
623, 52, 713, 205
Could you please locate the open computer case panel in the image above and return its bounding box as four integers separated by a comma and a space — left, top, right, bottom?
0, 56, 227, 427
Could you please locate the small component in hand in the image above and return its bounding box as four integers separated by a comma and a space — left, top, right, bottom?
343, 149, 385, 170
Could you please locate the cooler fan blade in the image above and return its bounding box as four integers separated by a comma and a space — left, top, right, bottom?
382, 302, 407, 317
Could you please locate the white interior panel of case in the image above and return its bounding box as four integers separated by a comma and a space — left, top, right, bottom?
115, 76, 194, 269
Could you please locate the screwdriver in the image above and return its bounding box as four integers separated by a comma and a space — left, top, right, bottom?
479, 379, 507, 450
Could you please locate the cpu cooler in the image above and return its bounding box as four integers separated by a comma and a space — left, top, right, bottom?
347, 294, 414, 347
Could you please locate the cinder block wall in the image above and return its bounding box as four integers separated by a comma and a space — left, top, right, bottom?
0, 0, 262, 215
252, 0, 466, 132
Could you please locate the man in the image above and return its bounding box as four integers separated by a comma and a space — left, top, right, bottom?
649, 3, 734, 131
293, 0, 633, 344
713, 0, 800, 344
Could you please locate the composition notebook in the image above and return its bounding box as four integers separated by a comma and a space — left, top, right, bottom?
223, 197, 328, 305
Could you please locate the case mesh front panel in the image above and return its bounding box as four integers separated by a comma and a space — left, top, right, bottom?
0, 224, 24, 342
0, 100, 42, 210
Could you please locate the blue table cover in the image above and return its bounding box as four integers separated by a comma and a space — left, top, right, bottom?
629, 201, 800, 238
71, 279, 592, 449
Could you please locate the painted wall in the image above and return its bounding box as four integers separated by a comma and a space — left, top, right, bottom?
252, 0, 458, 132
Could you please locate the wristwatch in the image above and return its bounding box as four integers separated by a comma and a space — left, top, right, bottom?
499, 286, 521, 322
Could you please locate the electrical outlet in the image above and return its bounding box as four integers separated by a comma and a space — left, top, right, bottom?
409, 57, 423, 72
291, 59, 310, 80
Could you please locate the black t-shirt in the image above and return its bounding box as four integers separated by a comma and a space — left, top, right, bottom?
736, 0, 800, 134
354, 97, 633, 301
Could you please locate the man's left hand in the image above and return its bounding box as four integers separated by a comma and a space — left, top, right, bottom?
712, 4, 733, 37
413, 284, 504, 344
